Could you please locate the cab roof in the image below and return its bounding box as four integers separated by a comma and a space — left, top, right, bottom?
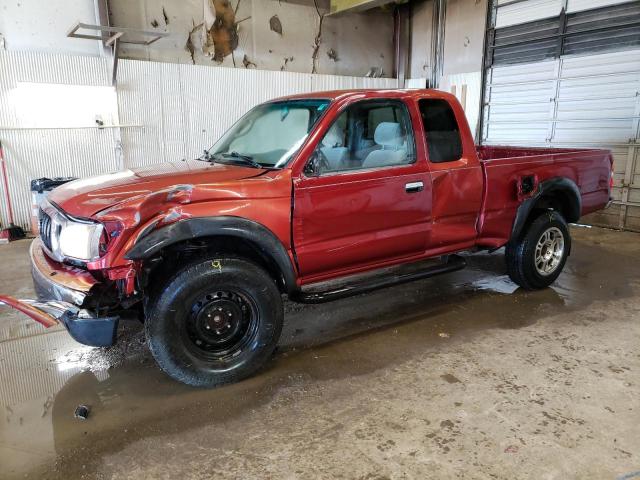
271, 88, 453, 103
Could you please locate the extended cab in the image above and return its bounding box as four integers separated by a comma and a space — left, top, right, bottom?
0, 89, 613, 386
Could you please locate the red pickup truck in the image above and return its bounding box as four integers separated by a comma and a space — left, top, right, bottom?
0, 89, 612, 387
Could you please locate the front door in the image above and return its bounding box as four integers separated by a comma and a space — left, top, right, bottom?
292, 99, 432, 282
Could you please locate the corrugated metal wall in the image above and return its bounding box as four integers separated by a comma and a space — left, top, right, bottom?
0, 52, 397, 230
495, 0, 563, 28
117, 59, 397, 168
0, 51, 119, 229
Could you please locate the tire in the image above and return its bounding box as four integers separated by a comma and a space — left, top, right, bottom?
505, 210, 571, 290
146, 257, 283, 387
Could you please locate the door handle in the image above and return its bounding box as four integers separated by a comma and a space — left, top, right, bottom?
405, 181, 424, 193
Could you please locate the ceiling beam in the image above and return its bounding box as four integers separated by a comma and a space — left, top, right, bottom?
328, 0, 400, 16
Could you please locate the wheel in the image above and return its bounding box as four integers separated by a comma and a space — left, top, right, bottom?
505, 210, 571, 290
146, 257, 283, 387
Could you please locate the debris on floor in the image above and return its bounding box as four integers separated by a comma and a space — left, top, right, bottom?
74, 405, 90, 420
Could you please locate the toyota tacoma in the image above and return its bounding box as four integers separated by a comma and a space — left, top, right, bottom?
0, 89, 613, 387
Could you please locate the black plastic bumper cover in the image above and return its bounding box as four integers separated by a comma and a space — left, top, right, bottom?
60, 310, 119, 347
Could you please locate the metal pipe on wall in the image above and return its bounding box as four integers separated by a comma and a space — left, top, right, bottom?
393, 3, 411, 88
430, 0, 446, 88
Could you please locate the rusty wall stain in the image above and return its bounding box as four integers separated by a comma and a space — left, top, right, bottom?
205, 0, 239, 63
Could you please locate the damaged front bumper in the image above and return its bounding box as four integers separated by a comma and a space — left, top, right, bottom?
0, 238, 119, 347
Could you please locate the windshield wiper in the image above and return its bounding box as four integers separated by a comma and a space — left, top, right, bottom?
197, 149, 216, 163
216, 151, 263, 169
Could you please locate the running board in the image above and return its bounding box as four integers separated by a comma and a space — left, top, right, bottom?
290, 255, 467, 304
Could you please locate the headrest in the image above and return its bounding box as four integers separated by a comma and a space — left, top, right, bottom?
323, 124, 344, 148
374, 122, 403, 148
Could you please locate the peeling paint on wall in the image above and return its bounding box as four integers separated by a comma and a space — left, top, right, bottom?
280, 56, 294, 71
311, 0, 325, 74
269, 15, 283, 35
205, 0, 240, 63
186, 21, 204, 65
105, 0, 394, 77
242, 54, 256, 68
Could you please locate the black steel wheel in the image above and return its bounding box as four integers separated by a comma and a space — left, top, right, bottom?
146, 257, 283, 387
184, 290, 259, 360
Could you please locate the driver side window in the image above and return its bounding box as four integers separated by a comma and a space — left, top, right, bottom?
311, 100, 415, 175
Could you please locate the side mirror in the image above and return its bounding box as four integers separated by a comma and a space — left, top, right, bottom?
304, 151, 321, 177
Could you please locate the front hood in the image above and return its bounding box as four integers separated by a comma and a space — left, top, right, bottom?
48, 160, 267, 218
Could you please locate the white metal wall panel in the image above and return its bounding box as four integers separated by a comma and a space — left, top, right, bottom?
483, 58, 558, 144
567, 0, 634, 13
483, 48, 640, 230
0, 51, 116, 230
440, 71, 483, 137
310, 73, 397, 92
118, 59, 397, 169
495, 0, 563, 28
115, 60, 164, 170
0, 129, 120, 227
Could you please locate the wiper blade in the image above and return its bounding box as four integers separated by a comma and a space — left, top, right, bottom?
197, 149, 215, 163
217, 151, 263, 168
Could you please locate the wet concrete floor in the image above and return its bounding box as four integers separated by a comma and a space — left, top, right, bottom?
0, 226, 638, 479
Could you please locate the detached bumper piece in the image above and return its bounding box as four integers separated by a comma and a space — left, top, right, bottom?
0, 296, 119, 347
0, 238, 119, 347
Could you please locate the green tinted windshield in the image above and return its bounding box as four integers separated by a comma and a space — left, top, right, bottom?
208, 99, 330, 168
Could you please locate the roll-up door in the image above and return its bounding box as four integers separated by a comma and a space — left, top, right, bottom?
482, 0, 640, 230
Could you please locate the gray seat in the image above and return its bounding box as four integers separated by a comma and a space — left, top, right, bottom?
320, 122, 348, 170
321, 146, 349, 170
362, 122, 407, 168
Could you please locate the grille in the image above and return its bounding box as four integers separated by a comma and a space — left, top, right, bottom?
39, 208, 53, 251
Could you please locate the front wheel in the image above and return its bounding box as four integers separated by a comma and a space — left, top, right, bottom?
146, 257, 283, 387
505, 211, 571, 290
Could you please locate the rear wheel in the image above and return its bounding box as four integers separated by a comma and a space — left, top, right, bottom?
146, 257, 283, 387
505, 211, 571, 290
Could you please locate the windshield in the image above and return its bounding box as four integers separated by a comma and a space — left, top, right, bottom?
207, 99, 331, 168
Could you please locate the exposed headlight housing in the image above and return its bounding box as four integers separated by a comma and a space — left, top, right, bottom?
58, 221, 104, 261
39, 200, 104, 262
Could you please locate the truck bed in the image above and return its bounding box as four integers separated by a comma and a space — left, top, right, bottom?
475, 145, 613, 248
476, 145, 607, 162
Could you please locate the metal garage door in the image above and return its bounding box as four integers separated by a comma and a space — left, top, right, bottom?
481, 0, 640, 230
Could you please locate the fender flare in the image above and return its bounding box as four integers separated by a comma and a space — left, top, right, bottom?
125, 216, 298, 294
511, 177, 581, 241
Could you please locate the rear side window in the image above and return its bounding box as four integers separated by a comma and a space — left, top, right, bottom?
419, 99, 463, 163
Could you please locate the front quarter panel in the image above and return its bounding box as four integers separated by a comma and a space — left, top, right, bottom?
88, 169, 294, 272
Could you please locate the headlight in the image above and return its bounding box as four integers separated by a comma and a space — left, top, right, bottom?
58, 221, 104, 261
